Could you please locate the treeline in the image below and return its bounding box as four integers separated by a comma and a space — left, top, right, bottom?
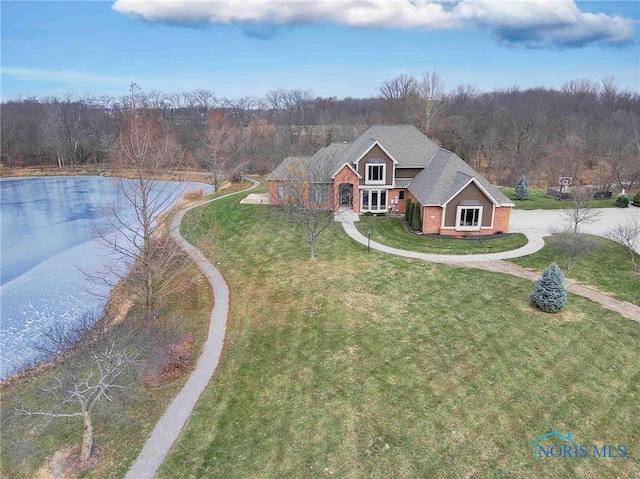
2, 74, 638, 189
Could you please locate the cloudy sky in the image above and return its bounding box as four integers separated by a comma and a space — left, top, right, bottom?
1, 1, 638, 101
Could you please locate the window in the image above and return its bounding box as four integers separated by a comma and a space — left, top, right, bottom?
361, 189, 388, 212
278, 183, 289, 199
309, 184, 328, 203
459, 208, 480, 226
366, 162, 386, 184
362, 191, 369, 209
456, 205, 483, 231
398, 191, 405, 200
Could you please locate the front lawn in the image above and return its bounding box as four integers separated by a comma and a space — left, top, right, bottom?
355, 215, 528, 254
510, 235, 640, 306
158, 193, 640, 479
499, 187, 626, 210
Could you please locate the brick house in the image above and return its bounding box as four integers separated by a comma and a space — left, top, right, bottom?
267, 125, 514, 236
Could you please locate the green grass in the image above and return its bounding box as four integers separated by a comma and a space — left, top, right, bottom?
155, 193, 639, 479
510, 235, 640, 306
499, 187, 633, 210
355, 215, 528, 254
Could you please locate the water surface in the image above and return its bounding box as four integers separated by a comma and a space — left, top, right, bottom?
0, 176, 211, 379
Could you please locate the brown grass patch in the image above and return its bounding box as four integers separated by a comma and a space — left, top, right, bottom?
35, 446, 103, 479
140, 332, 196, 388
183, 187, 204, 201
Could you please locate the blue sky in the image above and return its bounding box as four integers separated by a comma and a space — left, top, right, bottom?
2, 1, 639, 101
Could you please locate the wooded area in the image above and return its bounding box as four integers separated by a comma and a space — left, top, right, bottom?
2, 75, 638, 190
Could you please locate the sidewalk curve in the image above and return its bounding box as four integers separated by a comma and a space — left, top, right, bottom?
340, 222, 547, 263
126, 178, 259, 479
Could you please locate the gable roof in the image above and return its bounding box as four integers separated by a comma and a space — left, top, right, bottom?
267, 143, 351, 183
268, 124, 513, 208
343, 125, 439, 168
267, 156, 312, 181
408, 148, 514, 207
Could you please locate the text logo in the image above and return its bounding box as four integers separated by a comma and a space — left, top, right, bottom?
532, 431, 626, 460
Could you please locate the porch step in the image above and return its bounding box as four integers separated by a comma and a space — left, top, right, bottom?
334, 208, 359, 223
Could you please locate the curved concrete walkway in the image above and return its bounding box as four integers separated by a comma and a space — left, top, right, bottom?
126, 178, 259, 479
340, 221, 547, 263
341, 216, 640, 323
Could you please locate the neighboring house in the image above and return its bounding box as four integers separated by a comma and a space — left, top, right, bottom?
267, 125, 514, 236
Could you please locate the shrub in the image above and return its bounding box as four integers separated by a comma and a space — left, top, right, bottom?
530, 263, 567, 313
615, 193, 629, 208
226, 169, 243, 183
633, 191, 640, 206
183, 188, 204, 201
411, 202, 422, 231
515, 175, 530, 200
405, 197, 412, 221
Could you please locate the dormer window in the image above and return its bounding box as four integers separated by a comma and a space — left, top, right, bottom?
366, 161, 386, 185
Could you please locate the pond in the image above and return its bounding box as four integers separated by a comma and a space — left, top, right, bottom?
0, 176, 212, 379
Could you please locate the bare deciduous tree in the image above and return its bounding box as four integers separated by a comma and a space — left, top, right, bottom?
266, 88, 315, 156
411, 71, 446, 136
196, 110, 241, 191
557, 190, 603, 234
102, 83, 190, 319
379, 74, 416, 124
606, 218, 640, 272
548, 225, 600, 271
272, 157, 337, 259
16, 343, 138, 464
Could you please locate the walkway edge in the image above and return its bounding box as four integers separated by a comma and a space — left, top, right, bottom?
341, 222, 546, 263
341, 222, 640, 323
126, 178, 259, 479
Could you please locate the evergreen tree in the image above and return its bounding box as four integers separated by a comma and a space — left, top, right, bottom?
615, 193, 629, 208
405, 197, 412, 221
515, 175, 530, 200
530, 263, 567, 313
411, 202, 422, 231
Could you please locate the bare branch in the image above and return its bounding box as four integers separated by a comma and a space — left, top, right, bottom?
606, 219, 640, 272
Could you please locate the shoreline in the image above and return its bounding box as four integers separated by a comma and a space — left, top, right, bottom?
0, 174, 218, 385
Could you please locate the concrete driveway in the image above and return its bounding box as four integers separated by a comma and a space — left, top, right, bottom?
509, 207, 640, 253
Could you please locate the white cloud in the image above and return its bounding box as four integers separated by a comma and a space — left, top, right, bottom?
111, 0, 636, 47
2, 66, 128, 85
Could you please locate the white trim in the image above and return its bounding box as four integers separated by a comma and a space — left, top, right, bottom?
360, 188, 389, 212
455, 205, 483, 231
331, 162, 362, 180
442, 177, 500, 208
353, 140, 399, 169
365, 163, 386, 185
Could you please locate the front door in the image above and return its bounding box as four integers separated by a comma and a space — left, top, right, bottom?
339, 183, 353, 206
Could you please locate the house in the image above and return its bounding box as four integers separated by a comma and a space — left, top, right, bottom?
267, 125, 514, 236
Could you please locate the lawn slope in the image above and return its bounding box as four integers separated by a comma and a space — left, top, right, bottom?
160, 194, 639, 479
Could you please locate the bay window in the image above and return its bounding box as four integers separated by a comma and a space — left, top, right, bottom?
361, 189, 387, 212
456, 201, 483, 231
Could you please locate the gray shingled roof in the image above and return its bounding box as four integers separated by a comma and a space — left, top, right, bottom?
268, 125, 513, 207
408, 149, 513, 206
267, 156, 312, 181
343, 125, 440, 167
312, 142, 353, 173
